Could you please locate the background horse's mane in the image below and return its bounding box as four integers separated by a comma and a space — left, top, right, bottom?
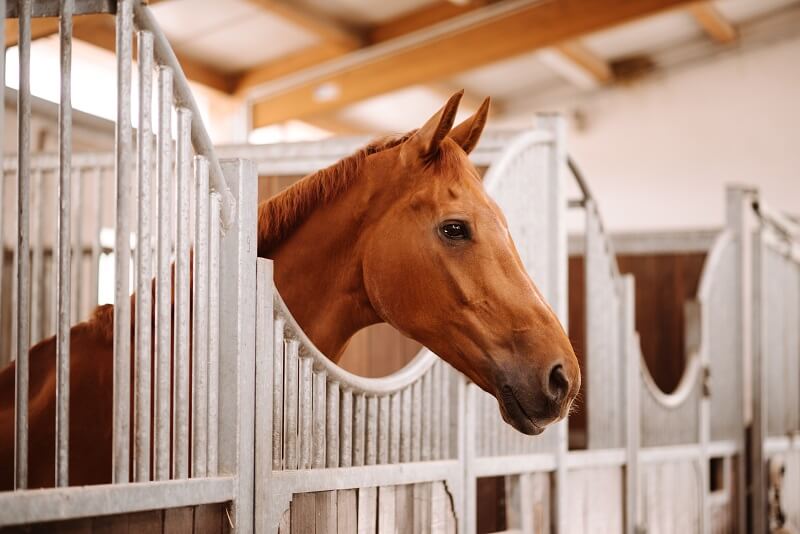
257, 132, 414, 255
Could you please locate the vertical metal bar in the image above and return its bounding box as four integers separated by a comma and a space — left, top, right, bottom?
206, 193, 221, 476
29, 170, 42, 346
55, 0, 74, 488
400, 387, 411, 463
440, 366, 450, 459
0, 171, 4, 364
377, 395, 389, 464
298, 354, 312, 469
339, 388, 352, 468
325, 380, 339, 468
173, 107, 192, 479
192, 156, 210, 478
353, 393, 365, 467
254, 258, 274, 534
312, 369, 326, 468
284, 338, 299, 470
133, 30, 154, 483
272, 317, 284, 471
365, 395, 377, 466
112, 0, 134, 485
153, 66, 173, 481
272, 316, 285, 470
411, 380, 422, 462
431, 362, 441, 461
421, 370, 431, 461
72, 169, 82, 322
389, 392, 400, 464
14, 0, 33, 491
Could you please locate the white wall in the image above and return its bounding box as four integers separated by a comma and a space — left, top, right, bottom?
507, 35, 800, 232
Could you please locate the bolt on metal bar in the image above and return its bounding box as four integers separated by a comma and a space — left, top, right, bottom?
55, 0, 73, 487
15, 0, 32, 491
134, 29, 154, 483
154, 65, 173, 481
174, 107, 193, 480
192, 156, 210, 478
113, 0, 133, 484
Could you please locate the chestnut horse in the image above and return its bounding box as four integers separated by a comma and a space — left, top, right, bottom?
0, 92, 579, 489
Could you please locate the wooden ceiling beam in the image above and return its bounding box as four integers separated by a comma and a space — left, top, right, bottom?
540, 40, 613, 88
250, 0, 698, 127
4, 10, 236, 94
244, 0, 361, 49
369, 0, 494, 43
688, 2, 737, 44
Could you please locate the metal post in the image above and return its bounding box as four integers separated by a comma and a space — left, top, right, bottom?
537, 112, 569, 533
217, 158, 256, 532
154, 65, 173, 481
113, 0, 134, 484
207, 193, 221, 475
192, 156, 210, 478
174, 107, 192, 480
134, 29, 154, 483
15, 0, 32, 491
255, 257, 274, 534
55, 0, 74, 488
622, 275, 640, 534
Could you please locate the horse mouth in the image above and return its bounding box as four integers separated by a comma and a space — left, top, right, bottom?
499, 385, 545, 436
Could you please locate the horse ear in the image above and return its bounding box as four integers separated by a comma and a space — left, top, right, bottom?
449, 97, 490, 154
409, 90, 463, 158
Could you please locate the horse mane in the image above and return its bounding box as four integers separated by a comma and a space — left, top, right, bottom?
257, 133, 415, 256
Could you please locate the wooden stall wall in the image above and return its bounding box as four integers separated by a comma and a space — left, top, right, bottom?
568, 249, 706, 447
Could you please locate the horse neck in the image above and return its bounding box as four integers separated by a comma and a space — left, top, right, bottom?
262, 174, 383, 362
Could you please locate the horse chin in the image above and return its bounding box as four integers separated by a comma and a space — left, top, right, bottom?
497, 386, 546, 436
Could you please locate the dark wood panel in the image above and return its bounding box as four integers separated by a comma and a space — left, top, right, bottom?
2, 504, 228, 534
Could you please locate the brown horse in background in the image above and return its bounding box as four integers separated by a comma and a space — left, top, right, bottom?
0, 92, 579, 489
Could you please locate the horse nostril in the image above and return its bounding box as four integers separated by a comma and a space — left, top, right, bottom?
547, 363, 570, 402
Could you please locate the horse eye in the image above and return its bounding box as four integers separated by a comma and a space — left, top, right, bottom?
440, 221, 469, 240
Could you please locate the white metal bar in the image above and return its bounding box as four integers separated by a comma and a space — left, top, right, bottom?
134, 29, 153, 483
254, 258, 274, 534
192, 156, 210, 478
15, 0, 32, 490
312, 369, 326, 468
421, 370, 432, 461
112, 0, 134, 484
0, 477, 235, 527
153, 65, 173, 481
353, 393, 366, 467
400, 386, 411, 462
207, 193, 221, 475
71, 168, 82, 322
298, 353, 313, 469
339, 388, 352, 468
326, 379, 340, 468
173, 107, 192, 479
411, 380, 422, 462
377, 395, 389, 464
55, 0, 73, 488
389, 392, 400, 464
284, 338, 299, 470
365, 395, 377, 466
271, 317, 285, 470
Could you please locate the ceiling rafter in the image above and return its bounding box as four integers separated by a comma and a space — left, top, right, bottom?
248, 0, 699, 128
688, 2, 737, 44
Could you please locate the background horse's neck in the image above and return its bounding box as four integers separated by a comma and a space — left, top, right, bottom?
262, 174, 383, 361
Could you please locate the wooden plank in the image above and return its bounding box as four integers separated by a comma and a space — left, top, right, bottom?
357, 487, 377, 534
378, 486, 397, 533
163, 507, 194, 534
549, 40, 613, 86
278, 508, 291, 534
316, 490, 338, 534
369, 1, 493, 43
126, 510, 163, 534
250, 0, 698, 126
290, 493, 316, 534
688, 2, 737, 44
93, 514, 129, 534
192, 504, 223, 534
395, 484, 415, 534
338, 489, 358, 534
413, 483, 432, 534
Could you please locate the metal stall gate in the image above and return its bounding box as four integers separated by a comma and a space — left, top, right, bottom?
0, 0, 258, 531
